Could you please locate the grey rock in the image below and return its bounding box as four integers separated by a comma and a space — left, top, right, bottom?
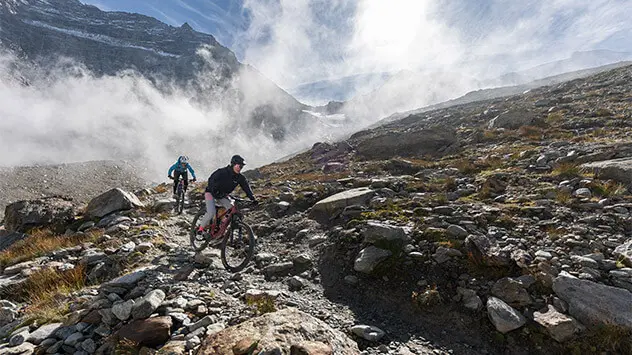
287, 276, 306, 291
119, 241, 136, 253
188, 315, 214, 333
609, 268, 632, 292
350, 325, 385, 342
488, 108, 541, 129
85, 188, 144, 218
446, 224, 468, 239
457, 287, 482, 312
432, 247, 462, 264
0, 342, 36, 354
353, 126, 457, 160
491, 277, 533, 307
93, 325, 111, 337
309, 188, 374, 223
614, 239, 632, 267
206, 322, 225, 336
486, 296, 527, 333
27, 323, 62, 345
534, 305, 584, 342
581, 158, 632, 186
112, 300, 134, 321
553, 272, 632, 329
132, 289, 166, 319
354, 246, 392, 274
363, 221, 410, 250
45, 341, 63, 354
573, 188, 592, 198
0, 307, 18, 327
81, 338, 97, 353
9, 328, 29, 346
186, 335, 201, 350
263, 262, 294, 277
4, 197, 75, 233
63, 332, 84, 346
136, 242, 153, 253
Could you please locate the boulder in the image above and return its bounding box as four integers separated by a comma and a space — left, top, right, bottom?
197, 308, 358, 354
363, 221, 410, 250
491, 277, 533, 307
486, 297, 526, 333
488, 109, 542, 129
117, 316, 172, 348
4, 198, 75, 233
352, 126, 458, 160
85, 188, 144, 218
309, 188, 374, 223
354, 246, 392, 274
464, 234, 512, 266
533, 305, 584, 342
553, 272, 632, 329
581, 158, 632, 186
132, 289, 166, 319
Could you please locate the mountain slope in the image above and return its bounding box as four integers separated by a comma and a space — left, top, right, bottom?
0, 0, 308, 142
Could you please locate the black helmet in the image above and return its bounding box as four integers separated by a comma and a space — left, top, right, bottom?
230, 155, 246, 166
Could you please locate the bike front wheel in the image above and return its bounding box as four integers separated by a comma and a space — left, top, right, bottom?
221, 219, 255, 272
190, 207, 210, 252
177, 189, 185, 214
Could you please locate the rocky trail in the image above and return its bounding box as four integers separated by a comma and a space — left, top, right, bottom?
1, 64, 632, 354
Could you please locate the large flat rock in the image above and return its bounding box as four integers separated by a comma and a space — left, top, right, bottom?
309, 187, 374, 223
197, 308, 359, 354
553, 272, 632, 330
581, 158, 632, 185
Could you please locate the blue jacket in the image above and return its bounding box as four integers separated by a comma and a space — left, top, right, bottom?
168, 162, 196, 178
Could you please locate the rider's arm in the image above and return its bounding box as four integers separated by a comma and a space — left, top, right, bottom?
167, 163, 177, 177
186, 163, 196, 179
237, 175, 256, 201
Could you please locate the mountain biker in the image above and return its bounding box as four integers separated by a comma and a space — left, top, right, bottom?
168, 155, 196, 198
197, 155, 258, 232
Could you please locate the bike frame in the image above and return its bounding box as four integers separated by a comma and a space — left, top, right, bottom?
211, 203, 241, 238
176, 180, 186, 194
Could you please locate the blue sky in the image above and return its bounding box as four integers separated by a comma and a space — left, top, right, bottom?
81, 0, 632, 89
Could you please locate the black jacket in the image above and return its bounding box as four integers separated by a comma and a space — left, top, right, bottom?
205, 166, 255, 200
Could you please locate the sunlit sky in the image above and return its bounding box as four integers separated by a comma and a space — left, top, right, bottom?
82, 0, 632, 88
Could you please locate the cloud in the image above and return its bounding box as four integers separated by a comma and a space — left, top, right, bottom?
0, 50, 337, 178
240, 0, 632, 88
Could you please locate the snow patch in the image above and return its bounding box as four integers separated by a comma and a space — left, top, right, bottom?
22, 20, 181, 58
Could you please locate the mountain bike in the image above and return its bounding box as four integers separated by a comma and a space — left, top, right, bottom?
189, 196, 256, 272
169, 177, 195, 214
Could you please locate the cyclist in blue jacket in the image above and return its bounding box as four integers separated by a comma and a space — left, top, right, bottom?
168, 155, 196, 198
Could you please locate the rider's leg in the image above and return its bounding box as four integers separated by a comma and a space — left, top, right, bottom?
173, 170, 182, 194
182, 171, 189, 192
212, 197, 233, 228
199, 192, 216, 229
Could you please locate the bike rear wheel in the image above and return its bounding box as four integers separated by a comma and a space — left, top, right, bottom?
189, 207, 211, 252
221, 218, 255, 272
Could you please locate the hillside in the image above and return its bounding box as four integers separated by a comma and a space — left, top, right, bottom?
0, 61, 632, 354
0, 0, 310, 142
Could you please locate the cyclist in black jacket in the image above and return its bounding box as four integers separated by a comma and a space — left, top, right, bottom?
197, 155, 258, 231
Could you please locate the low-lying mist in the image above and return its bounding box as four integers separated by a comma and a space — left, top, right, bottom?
0, 51, 343, 181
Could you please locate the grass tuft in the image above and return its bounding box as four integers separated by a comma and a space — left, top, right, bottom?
0, 229, 102, 269
9, 264, 87, 323
552, 163, 583, 180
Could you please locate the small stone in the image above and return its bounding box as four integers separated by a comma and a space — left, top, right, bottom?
350, 325, 385, 342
